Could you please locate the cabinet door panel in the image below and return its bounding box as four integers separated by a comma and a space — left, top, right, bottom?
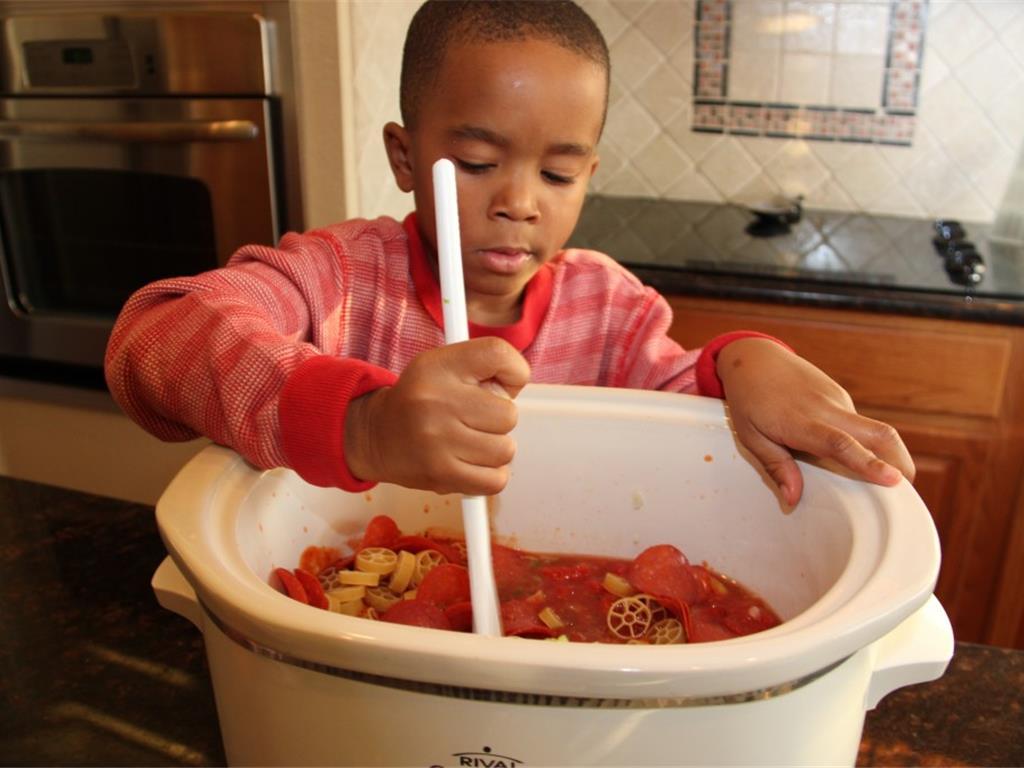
667, 298, 1011, 418
911, 454, 958, 544
895, 424, 996, 642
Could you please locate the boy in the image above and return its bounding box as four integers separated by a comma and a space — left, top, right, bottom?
105, 0, 913, 507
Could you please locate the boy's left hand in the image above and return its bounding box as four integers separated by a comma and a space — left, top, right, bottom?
716, 338, 915, 506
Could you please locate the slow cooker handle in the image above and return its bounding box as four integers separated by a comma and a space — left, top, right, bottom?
864, 595, 953, 709
152, 555, 203, 629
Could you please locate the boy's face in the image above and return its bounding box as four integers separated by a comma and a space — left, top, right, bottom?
385, 38, 606, 323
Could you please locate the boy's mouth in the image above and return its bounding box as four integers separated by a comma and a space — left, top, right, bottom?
476, 247, 533, 275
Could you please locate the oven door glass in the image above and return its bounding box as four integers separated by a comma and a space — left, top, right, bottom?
1, 168, 216, 315
0, 96, 279, 321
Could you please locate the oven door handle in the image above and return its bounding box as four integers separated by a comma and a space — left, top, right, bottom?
0, 119, 260, 143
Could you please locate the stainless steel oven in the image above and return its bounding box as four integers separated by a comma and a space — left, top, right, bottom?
0, 9, 287, 377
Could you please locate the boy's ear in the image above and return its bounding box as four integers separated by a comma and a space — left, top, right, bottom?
382, 122, 415, 193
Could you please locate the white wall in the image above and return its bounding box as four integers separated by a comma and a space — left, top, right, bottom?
346, 0, 418, 221
289, 0, 360, 227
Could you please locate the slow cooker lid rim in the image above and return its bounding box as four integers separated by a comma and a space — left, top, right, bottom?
197, 591, 854, 707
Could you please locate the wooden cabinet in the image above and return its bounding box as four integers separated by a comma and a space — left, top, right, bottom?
666, 295, 1024, 648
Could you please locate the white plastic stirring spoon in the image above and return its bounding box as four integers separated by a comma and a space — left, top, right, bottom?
432, 158, 504, 637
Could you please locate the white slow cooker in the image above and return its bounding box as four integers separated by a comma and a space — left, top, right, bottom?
153, 384, 953, 767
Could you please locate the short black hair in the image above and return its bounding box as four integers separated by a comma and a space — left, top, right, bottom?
400, 0, 610, 130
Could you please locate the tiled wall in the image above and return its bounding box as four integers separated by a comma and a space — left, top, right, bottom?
348, 0, 1024, 224
691, 0, 923, 144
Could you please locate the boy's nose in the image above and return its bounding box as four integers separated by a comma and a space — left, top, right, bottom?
490, 174, 540, 223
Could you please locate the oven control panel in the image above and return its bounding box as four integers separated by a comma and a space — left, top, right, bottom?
23, 39, 137, 89
1, 13, 273, 96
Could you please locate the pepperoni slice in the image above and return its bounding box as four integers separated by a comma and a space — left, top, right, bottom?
416, 563, 471, 608
273, 567, 309, 605
323, 554, 355, 575
381, 600, 452, 630
392, 534, 433, 553
627, 545, 705, 609
688, 605, 738, 643
360, 514, 400, 549
500, 599, 558, 638
299, 545, 342, 577
292, 568, 328, 610
444, 601, 474, 632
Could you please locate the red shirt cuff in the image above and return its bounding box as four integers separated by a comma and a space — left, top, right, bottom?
279, 356, 398, 490
696, 331, 793, 398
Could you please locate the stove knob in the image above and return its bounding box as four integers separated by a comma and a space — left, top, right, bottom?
933, 219, 966, 242
938, 239, 976, 258
944, 246, 986, 286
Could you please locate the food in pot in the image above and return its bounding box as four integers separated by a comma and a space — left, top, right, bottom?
271, 514, 781, 643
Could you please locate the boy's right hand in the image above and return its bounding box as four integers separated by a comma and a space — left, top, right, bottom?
344, 338, 530, 495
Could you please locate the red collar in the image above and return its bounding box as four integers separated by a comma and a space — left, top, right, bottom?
403, 213, 552, 352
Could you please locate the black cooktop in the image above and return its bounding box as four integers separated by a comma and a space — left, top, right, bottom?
569, 196, 1024, 304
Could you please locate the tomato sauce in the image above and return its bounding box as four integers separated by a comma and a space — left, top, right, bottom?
273, 514, 782, 644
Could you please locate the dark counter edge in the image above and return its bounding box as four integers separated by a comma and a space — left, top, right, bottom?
629, 264, 1024, 326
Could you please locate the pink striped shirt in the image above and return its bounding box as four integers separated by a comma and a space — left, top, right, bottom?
105, 214, 750, 490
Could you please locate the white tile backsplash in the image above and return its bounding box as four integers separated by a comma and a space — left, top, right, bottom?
783, 1, 838, 53
779, 51, 834, 103
347, 0, 1024, 224
698, 137, 762, 196
731, 1, 785, 53
835, 4, 889, 56
831, 54, 886, 107
729, 51, 781, 101
928, 2, 995, 69
764, 139, 832, 195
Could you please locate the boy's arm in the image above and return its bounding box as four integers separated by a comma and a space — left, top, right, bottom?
611, 286, 779, 397
104, 234, 395, 490
613, 286, 913, 504
714, 337, 915, 506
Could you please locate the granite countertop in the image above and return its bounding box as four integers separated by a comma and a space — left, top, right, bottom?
2, 474, 1022, 767
570, 196, 1024, 326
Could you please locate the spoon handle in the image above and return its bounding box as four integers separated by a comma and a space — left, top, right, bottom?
433, 158, 504, 637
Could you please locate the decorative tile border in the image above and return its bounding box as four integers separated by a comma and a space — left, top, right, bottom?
692, 0, 927, 145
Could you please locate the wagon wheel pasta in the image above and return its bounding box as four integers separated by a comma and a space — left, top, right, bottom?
607, 596, 653, 640
327, 585, 366, 604
649, 617, 685, 645
317, 565, 340, 591
339, 569, 380, 586
328, 593, 365, 615
365, 586, 402, 613
633, 593, 669, 624
388, 550, 416, 593
412, 549, 446, 586
355, 547, 398, 575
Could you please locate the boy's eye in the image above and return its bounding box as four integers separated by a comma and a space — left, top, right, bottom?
543, 170, 575, 185
455, 159, 493, 174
